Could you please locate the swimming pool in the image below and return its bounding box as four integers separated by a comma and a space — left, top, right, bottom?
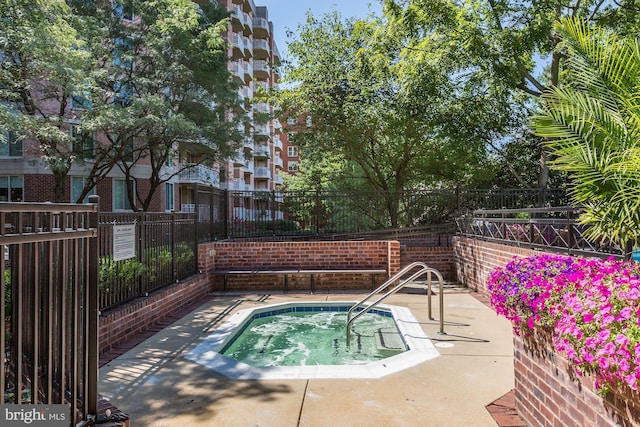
185, 301, 440, 379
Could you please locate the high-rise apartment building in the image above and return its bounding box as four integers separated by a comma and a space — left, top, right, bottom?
0, 0, 284, 214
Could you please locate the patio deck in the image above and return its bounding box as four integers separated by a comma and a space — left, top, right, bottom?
98, 290, 521, 426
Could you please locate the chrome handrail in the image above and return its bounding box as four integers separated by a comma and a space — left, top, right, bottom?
346, 262, 445, 346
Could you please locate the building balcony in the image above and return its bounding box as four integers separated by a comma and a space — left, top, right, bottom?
273, 42, 281, 62
254, 124, 269, 140
253, 60, 269, 80
231, 33, 245, 59
224, 179, 246, 191
254, 145, 270, 158
242, 62, 253, 83
273, 155, 283, 169
272, 134, 283, 151
274, 173, 284, 185
233, 150, 246, 166
252, 17, 269, 39
231, 5, 243, 32
252, 39, 270, 59
229, 62, 243, 83
243, 137, 254, 151
254, 166, 271, 179
243, 36, 252, 57
244, 0, 256, 13
176, 164, 220, 186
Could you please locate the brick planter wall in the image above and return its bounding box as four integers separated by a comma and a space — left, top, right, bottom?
453, 236, 553, 297
514, 329, 640, 427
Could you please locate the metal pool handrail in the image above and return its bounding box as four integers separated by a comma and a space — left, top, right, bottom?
346, 262, 445, 346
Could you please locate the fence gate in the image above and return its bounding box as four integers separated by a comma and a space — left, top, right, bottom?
0, 198, 99, 425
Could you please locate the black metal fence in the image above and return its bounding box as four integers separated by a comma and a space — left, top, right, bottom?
456, 206, 626, 259
98, 211, 197, 310
192, 187, 568, 240
95, 187, 568, 310
1, 199, 99, 426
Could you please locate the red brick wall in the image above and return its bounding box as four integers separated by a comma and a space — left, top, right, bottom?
210, 241, 399, 292
453, 236, 553, 297
401, 246, 455, 280
98, 273, 209, 355
24, 174, 57, 202
514, 330, 640, 427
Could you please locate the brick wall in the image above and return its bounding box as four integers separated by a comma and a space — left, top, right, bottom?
514, 330, 640, 427
210, 240, 400, 292
400, 246, 455, 280
99, 273, 209, 355
25, 174, 57, 202
453, 236, 553, 297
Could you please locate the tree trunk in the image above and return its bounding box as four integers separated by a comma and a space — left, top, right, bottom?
53, 170, 67, 203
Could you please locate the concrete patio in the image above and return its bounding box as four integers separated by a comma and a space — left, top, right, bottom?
98, 290, 517, 426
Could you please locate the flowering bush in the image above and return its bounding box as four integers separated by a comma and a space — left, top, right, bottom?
488, 254, 640, 392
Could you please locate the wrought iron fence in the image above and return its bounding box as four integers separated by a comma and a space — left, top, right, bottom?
0, 199, 99, 425
98, 211, 197, 310
208, 187, 568, 239
456, 206, 625, 259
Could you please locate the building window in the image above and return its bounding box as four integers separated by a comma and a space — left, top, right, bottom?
0, 176, 23, 202
70, 125, 95, 159
71, 177, 95, 203
288, 161, 299, 173
165, 183, 174, 212
287, 146, 298, 158
71, 93, 92, 110
0, 131, 23, 157
287, 116, 296, 126
113, 178, 135, 211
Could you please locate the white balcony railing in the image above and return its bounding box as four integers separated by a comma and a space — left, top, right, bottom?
177, 164, 220, 186
273, 155, 283, 168
254, 166, 271, 179
253, 39, 270, 53
272, 134, 283, 150
253, 17, 269, 34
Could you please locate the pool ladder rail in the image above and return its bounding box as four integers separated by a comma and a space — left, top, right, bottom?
346, 262, 446, 347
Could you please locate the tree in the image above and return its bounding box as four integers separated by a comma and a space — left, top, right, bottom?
383, 0, 640, 189
0, 0, 93, 201
277, 12, 502, 227
72, 0, 243, 209
531, 18, 640, 257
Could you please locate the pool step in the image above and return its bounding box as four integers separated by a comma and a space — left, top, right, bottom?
375, 328, 405, 355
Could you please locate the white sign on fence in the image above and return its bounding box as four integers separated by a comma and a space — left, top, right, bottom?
113, 224, 136, 261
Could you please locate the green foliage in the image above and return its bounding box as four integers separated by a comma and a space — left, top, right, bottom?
174, 242, 194, 266
382, 0, 640, 188
277, 11, 502, 226
99, 257, 146, 290
532, 18, 640, 251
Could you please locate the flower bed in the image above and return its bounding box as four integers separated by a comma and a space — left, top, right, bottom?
489, 254, 640, 392
489, 254, 640, 426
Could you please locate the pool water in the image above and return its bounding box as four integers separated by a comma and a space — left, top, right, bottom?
221, 310, 405, 367
185, 301, 439, 379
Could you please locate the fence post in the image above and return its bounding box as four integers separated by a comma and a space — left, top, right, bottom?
138, 209, 145, 297
171, 210, 177, 282
567, 208, 575, 254
223, 190, 229, 239
209, 186, 214, 240
86, 195, 99, 419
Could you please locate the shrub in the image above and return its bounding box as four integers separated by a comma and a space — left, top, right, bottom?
488, 254, 640, 392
